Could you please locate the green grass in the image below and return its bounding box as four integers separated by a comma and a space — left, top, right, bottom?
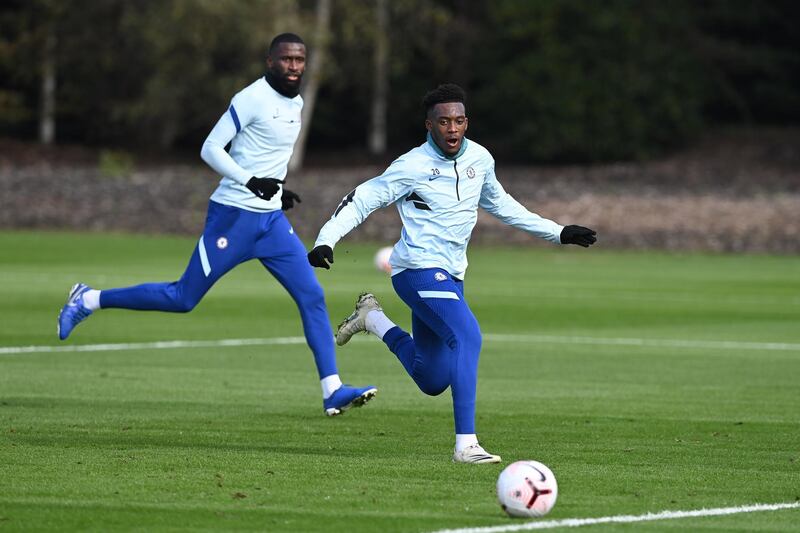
1, 230, 799, 532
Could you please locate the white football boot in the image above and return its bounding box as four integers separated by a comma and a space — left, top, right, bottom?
453, 444, 502, 464
335, 293, 382, 346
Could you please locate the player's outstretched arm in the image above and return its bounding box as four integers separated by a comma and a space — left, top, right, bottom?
310, 164, 414, 269
560, 225, 597, 247
309, 159, 415, 270
308, 245, 334, 269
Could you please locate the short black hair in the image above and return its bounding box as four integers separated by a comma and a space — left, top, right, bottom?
422, 84, 466, 115
269, 33, 305, 55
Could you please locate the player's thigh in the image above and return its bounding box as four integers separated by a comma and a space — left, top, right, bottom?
197, 201, 258, 280
255, 212, 304, 259
411, 311, 443, 353
393, 268, 479, 348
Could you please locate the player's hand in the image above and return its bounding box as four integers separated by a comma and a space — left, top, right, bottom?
560, 225, 597, 247
281, 189, 302, 210
308, 245, 334, 269
246, 177, 281, 201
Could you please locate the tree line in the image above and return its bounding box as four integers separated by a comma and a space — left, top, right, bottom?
1, 0, 798, 164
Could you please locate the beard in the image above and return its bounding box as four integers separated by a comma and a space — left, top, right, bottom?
265, 69, 302, 98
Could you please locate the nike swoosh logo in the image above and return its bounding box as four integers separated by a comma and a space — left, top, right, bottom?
429, 176, 441, 181
530, 466, 547, 482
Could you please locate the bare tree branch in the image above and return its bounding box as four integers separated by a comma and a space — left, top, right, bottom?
289, 0, 331, 171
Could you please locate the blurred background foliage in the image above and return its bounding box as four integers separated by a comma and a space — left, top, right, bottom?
1, 0, 798, 163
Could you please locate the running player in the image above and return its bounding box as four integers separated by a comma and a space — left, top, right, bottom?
58, 33, 376, 417
308, 84, 596, 461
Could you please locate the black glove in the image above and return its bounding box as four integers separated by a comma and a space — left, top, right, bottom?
281, 189, 302, 210
308, 245, 334, 269
560, 225, 597, 247
246, 177, 281, 201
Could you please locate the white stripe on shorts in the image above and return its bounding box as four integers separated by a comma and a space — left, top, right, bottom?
198, 237, 211, 277
418, 290, 460, 300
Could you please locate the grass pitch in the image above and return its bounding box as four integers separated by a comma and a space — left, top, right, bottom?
1, 230, 799, 532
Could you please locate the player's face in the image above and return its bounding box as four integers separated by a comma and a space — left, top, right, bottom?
425, 102, 468, 156
267, 42, 306, 93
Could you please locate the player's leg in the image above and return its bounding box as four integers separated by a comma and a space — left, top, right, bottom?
58, 201, 254, 340
388, 269, 478, 425
335, 274, 452, 396
255, 211, 376, 416
100, 202, 252, 311
441, 288, 497, 463
383, 311, 451, 396
390, 268, 499, 463
336, 267, 498, 462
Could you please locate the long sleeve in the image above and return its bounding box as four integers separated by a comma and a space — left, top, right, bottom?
200, 99, 253, 185
315, 160, 415, 249
479, 164, 563, 244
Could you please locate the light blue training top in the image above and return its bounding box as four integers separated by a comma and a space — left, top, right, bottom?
315, 134, 564, 279
200, 77, 303, 212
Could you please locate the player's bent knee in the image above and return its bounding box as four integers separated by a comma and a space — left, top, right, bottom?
172, 300, 197, 313
162, 283, 203, 313
417, 378, 449, 397
422, 385, 448, 396
170, 293, 201, 313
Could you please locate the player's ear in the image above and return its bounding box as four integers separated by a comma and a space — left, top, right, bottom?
464, 117, 468, 132
425, 119, 432, 132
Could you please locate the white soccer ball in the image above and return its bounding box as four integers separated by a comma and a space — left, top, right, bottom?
373, 246, 393, 274
497, 460, 558, 518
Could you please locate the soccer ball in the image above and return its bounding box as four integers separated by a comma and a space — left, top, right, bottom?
497, 460, 558, 518
373, 246, 393, 274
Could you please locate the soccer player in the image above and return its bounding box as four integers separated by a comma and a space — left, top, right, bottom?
57, 33, 377, 417
307, 84, 596, 463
